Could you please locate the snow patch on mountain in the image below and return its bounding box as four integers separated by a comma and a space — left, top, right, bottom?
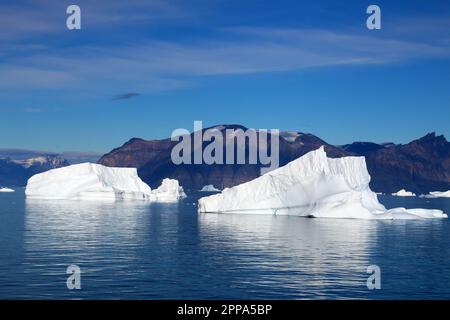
278, 131, 302, 143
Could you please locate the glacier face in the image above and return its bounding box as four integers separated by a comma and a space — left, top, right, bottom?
198, 147, 447, 220
25, 163, 186, 202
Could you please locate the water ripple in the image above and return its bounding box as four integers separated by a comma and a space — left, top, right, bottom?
0, 191, 449, 299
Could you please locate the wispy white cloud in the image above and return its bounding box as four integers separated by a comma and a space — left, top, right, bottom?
0, 0, 186, 40
1, 26, 449, 92
0, 1, 449, 93
0, 66, 76, 89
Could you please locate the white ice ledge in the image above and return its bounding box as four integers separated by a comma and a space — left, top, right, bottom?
200, 185, 221, 192
392, 189, 416, 197
198, 147, 447, 220
25, 163, 186, 202
421, 190, 450, 198
0, 187, 15, 193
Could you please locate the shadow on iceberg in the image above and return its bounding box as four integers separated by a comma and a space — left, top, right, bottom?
198, 147, 447, 220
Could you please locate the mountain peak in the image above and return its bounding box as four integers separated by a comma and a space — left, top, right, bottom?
205, 124, 249, 132
341, 141, 385, 155
126, 137, 146, 144
419, 132, 436, 140
416, 132, 448, 145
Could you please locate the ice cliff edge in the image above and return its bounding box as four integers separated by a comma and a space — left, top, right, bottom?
25, 163, 186, 202
198, 147, 447, 219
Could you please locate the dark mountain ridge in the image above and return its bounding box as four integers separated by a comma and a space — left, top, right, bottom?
0, 148, 103, 187
98, 125, 450, 194
0, 154, 69, 187
3, 126, 448, 193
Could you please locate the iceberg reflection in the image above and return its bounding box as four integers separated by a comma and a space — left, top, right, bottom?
24, 199, 152, 245
23, 198, 155, 285
198, 213, 379, 298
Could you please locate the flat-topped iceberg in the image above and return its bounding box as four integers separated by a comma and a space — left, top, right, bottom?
421, 190, 450, 198
198, 147, 447, 219
25, 163, 186, 202
0, 187, 15, 193
392, 189, 416, 197
200, 185, 221, 192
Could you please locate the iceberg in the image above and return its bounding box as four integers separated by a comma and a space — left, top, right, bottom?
421, 190, 450, 198
150, 178, 187, 202
0, 187, 15, 193
198, 147, 447, 219
391, 189, 416, 197
25, 163, 186, 202
200, 185, 221, 192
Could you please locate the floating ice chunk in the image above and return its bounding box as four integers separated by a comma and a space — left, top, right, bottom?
25, 163, 185, 202
198, 147, 447, 220
377, 207, 447, 219
391, 189, 416, 197
421, 190, 450, 198
0, 187, 15, 192
149, 178, 187, 202
200, 185, 221, 192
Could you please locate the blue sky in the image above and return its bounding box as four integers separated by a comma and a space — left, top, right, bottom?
0, 0, 449, 152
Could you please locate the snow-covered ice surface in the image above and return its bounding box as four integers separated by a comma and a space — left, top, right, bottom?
421, 190, 450, 198
25, 163, 186, 202
0, 187, 15, 192
392, 189, 416, 197
200, 185, 221, 192
198, 147, 447, 220
150, 178, 187, 202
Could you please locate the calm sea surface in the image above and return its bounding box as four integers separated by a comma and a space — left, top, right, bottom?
1, 189, 450, 299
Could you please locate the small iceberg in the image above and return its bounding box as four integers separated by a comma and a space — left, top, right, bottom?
198, 147, 446, 220
150, 178, 187, 202
421, 190, 450, 199
200, 185, 221, 192
0, 187, 15, 193
25, 163, 186, 202
392, 189, 416, 197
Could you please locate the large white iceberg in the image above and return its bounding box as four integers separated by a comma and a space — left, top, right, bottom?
25, 163, 186, 202
198, 147, 447, 219
391, 189, 416, 197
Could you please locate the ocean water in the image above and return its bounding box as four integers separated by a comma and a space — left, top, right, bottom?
0, 189, 450, 300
